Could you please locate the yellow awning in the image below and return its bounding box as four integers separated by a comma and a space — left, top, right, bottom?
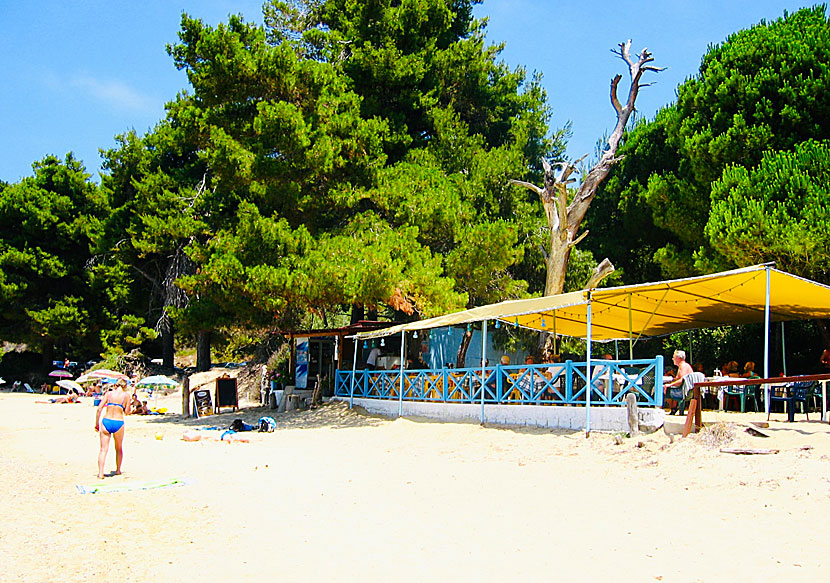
356, 265, 830, 341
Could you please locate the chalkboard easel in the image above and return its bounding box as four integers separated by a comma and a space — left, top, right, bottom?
215, 377, 238, 414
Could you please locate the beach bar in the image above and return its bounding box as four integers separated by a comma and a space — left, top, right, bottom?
334, 265, 830, 433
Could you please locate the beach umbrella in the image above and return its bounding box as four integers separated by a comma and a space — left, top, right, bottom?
56, 379, 84, 394
48, 369, 73, 378
88, 369, 130, 381
75, 374, 94, 383
136, 375, 179, 388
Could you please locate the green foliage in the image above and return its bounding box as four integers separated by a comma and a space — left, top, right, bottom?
707, 139, 830, 280
155, 0, 561, 342
100, 314, 158, 357
592, 7, 830, 283
0, 155, 115, 355
2, 1, 564, 364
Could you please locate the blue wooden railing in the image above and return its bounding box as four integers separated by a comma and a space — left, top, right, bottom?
335, 357, 664, 407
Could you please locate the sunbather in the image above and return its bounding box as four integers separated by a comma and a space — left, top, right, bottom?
36, 393, 80, 404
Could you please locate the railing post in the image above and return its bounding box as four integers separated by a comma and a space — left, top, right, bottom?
655, 355, 664, 408
496, 364, 502, 402
349, 338, 358, 409
565, 361, 573, 402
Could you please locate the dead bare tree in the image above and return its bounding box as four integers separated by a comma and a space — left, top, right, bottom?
512, 40, 663, 296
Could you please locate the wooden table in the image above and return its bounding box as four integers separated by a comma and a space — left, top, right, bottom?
694, 373, 830, 424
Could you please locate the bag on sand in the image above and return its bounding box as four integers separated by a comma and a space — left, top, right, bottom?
229, 419, 255, 432
258, 416, 276, 432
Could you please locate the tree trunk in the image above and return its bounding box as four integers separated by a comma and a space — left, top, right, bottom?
41, 342, 54, 372
816, 320, 830, 350
456, 328, 473, 369
196, 330, 212, 372
546, 233, 573, 296
512, 40, 661, 296
182, 375, 191, 417
161, 324, 175, 370
350, 304, 365, 324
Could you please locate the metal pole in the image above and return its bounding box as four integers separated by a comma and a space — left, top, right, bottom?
781, 322, 787, 377
481, 320, 487, 424
349, 338, 358, 409
552, 312, 557, 355
628, 293, 634, 360
688, 331, 693, 366
586, 295, 592, 436
398, 331, 405, 418
763, 267, 771, 415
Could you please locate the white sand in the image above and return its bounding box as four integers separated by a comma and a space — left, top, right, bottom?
1, 390, 829, 582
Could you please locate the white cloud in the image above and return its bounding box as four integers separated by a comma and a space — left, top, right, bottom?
69, 74, 157, 114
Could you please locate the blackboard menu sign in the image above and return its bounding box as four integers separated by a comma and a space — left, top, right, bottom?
193, 389, 213, 418
215, 377, 238, 413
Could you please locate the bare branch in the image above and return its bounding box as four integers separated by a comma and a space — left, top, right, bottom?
508, 179, 544, 197
610, 74, 623, 114
583, 258, 615, 290
570, 229, 589, 248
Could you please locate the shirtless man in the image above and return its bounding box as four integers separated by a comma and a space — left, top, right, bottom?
665, 350, 694, 414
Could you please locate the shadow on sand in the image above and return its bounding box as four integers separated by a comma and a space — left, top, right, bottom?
137, 400, 388, 431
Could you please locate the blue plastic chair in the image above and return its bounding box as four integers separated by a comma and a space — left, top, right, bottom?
768, 381, 814, 422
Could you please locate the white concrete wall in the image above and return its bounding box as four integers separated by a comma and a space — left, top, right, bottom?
335, 397, 665, 433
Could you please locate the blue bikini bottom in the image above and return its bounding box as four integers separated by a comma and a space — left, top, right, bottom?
101, 418, 124, 434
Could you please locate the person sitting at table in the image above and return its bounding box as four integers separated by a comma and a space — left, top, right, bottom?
721, 360, 740, 378
665, 350, 694, 414
742, 361, 759, 379
540, 355, 565, 400
693, 362, 705, 374
591, 353, 615, 392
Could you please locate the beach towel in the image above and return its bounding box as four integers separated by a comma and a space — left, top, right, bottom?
76, 477, 190, 495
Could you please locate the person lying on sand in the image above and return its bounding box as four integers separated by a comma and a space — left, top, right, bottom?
181, 429, 250, 443
36, 393, 80, 404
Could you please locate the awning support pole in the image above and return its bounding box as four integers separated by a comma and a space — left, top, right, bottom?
781, 322, 787, 377
586, 294, 592, 436
349, 338, 358, 409
553, 312, 557, 355
764, 266, 771, 415
398, 331, 405, 418
481, 320, 487, 424
628, 293, 633, 360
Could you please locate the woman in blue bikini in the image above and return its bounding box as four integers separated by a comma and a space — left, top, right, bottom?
95, 380, 132, 479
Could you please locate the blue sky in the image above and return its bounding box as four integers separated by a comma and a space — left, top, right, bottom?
0, 1, 811, 183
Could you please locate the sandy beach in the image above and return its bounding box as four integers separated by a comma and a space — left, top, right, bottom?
1, 389, 829, 582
